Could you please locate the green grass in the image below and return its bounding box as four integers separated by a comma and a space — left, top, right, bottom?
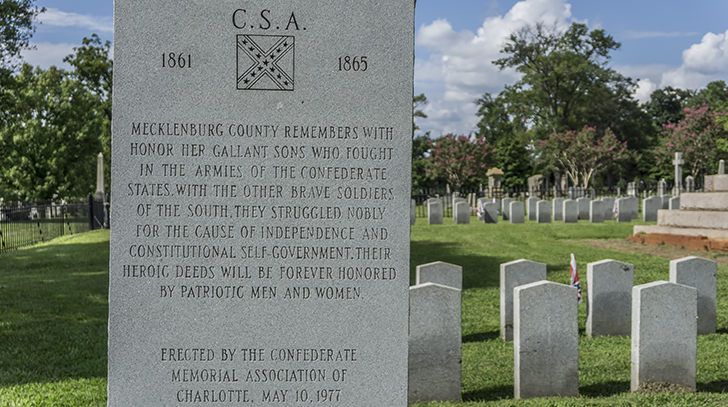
1, 220, 728, 406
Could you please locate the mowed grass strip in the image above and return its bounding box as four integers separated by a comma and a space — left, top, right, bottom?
0, 230, 109, 407
1, 220, 728, 406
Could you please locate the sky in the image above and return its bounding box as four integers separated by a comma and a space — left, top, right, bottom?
21, 0, 728, 137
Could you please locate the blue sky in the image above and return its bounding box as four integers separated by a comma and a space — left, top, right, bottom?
22, 0, 728, 137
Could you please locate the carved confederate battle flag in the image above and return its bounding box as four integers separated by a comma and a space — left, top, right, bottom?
237, 34, 295, 91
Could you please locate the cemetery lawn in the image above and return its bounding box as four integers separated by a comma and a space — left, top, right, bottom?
411, 217, 728, 406
1, 223, 727, 405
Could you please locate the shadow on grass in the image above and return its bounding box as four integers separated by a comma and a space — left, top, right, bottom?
698, 380, 728, 393
410, 240, 510, 289
462, 385, 513, 402
579, 380, 630, 397
463, 331, 500, 343
0, 240, 109, 386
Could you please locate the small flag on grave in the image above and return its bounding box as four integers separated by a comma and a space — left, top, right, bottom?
570, 253, 582, 305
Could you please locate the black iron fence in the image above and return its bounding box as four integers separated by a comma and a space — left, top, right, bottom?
0, 194, 109, 253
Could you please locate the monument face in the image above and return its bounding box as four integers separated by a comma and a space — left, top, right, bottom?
109, 1, 413, 405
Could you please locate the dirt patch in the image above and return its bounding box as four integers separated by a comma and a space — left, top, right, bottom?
633, 380, 695, 394
570, 238, 728, 266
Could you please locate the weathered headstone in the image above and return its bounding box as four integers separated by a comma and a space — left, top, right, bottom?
642, 196, 660, 222
527, 197, 539, 221
501, 197, 514, 220
108, 1, 413, 405
627, 181, 637, 197
657, 179, 667, 196
536, 200, 551, 223
563, 199, 578, 223
669, 256, 717, 335
455, 201, 470, 224
514, 281, 578, 399
428, 198, 443, 225
685, 176, 695, 193
589, 200, 604, 223
552, 197, 564, 221
576, 197, 590, 220
500, 259, 546, 341
720, 159, 726, 175
452, 197, 467, 222
601, 197, 615, 220
660, 194, 671, 210
408, 283, 462, 403
673, 152, 684, 195
483, 202, 498, 224
586, 260, 633, 337
509, 201, 525, 224
616, 198, 631, 222
631, 281, 697, 392
669, 195, 680, 210
416, 261, 462, 290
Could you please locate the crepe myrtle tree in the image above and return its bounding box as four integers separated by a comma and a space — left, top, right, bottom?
426, 134, 496, 193
538, 126, 629, 189
653, 105, 728, 179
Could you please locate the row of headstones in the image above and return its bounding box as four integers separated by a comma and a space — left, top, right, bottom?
420, 195, 677, 225
408, 256, 717, 402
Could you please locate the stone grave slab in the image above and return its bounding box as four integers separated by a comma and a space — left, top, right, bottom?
586, 259, 633, 337
631, 281, 697, 392
527, 197, 539, 221
536, 200, 551, 223
643, 196, 660, 222
552, 197, 564, 221
509, 201, 525, 224
416, 261, 462, 290
589, 200, 604, 223
514, 281, 578, 399
576, 197, 590, 220
500, 259, 546, 341
563, 199, 578, 223
670, 256, 717, 335
483, 202, 498, 224
408, 283, 462, 403
428, 198, 443, 225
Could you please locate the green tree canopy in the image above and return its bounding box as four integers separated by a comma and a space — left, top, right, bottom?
0, 0, 44, 70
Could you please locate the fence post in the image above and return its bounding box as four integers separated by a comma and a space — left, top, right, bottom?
88, 193, 95, 230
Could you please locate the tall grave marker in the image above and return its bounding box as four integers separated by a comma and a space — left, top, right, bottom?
109, 1, 414, 405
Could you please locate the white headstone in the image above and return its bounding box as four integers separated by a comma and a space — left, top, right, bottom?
552, 197, 564, 221
586, 260, 633, 337
563, 199, 578, 223
408, 283, 462, 403
514, 281, 578, 399
501, 197, 514, 220
536, 200, 551, 223
509, 201, 525, 224
642, 196, 660, 222
416, 261, 462, 290
483, 202, 498, 224
669, 256, 717, 335
428, 198, 443, 225
527, 197, 539, 221
455, 201, 470, 224
576, 197, 590, 220
631, 281, 697, 392
589, 200, 604, 223
500, 259, 546, 341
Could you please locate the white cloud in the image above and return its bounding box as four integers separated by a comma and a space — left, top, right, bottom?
659, 30, 728, 90
40, 8, 113, 32
634, 78, 657, 104
21, 42, 76, 70
414, 0, 574, 137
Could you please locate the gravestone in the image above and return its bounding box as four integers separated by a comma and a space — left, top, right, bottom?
563, 199, 578, 223
536, 200, 551, 223
631, 281, 697, 392
616, 198, 631, 222
500, 259, 546, 341
669, 256, 717, 335
586, 260, 633, 337
509, 201, 525, 224
476, 198, 488, 221
408, 283, 462, 403
627, 182, 637, 197
514, 281, 578, 399
411, 199, 416, 225
454, 201, 470, 224
627, 196, 639, 220
601, 197, 615, 220
673, 152, 684, 195
527, 197, 539, 221
657, 179, 667, 196
108, 1, 414, 405
685, 176, 695, 193
568, 186, 574, 200
416, 261, 462, 290
642, 196, 660, 222
720, 159, 725, 175
589, 200, 604, 223
669, 196, 680, 210
552, 197, 564, 221
660, 194, 671, 210
482, 202, 498, 224
428, 198, 443, 225
452, 197, 467, 222
576, 197, 590, 220
501, 197, 514, 220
